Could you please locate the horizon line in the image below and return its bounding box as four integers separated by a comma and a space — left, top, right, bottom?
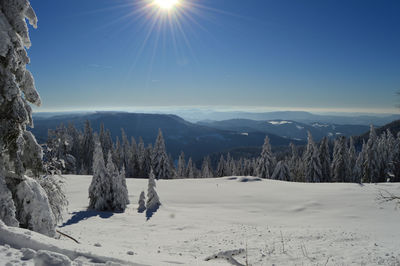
32, 106, 400, 116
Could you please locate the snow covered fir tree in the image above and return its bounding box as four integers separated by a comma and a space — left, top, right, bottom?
137, 191, 146, 213
146, 169, 161, 220
0, 0, 66, 237
89, 141, 129, 212
152, 129, 173, 179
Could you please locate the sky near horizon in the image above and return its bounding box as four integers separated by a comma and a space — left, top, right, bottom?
29, 0, 400, 113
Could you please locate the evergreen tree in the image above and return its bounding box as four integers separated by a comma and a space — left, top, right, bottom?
46, 124, 76, 174
186, 157, 196, 178
67, 123, 82, 173
113, 136, 123, 170
137, 137, 146, 177
256, 136, 276, 178
99, 123, 108, 161
229, 157, 237, 175
303, 132, 322, 182
216, 155, 226, 177
390, 132, 400, 182
201, 156, 214, 178
288, 143, 299, 179
319, 137, 331, 182
112, 166, 129, 212
137, 191, 146, 213
128, 136, 139, 178
331, 136, 348, 182
271, 161, 291, 181
152, 129, 173, 179
225, 153, 232, 176
236, 158, 244, 176
362, 125, 379, 183
106, 151, 129, 211
176, 151, 186, 178
82, 120, 95, 174
0, 1, 62, 236
89, 141, 111, 211
121, 129, 132, 172
141, 144, 153, 178
348, 137, 357, 182
146, 169, 161, 219
354, 141, 366, 183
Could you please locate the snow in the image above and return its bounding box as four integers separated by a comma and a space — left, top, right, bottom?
268, 120, 292, 125
296, 125, 304, 130
240, 132, 248, 136
312, 123, 330, 128
1, 175, 400, 265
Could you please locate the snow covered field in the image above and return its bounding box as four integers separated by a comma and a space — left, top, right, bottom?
1, 175, 400, 265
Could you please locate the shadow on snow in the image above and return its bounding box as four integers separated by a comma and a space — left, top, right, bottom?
60, 210, 114, 227
145, 204, 160, 221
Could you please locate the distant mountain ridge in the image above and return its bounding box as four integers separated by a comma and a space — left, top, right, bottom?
175, 110, 400, 126
34, 110, 400, 126
31, 112, 304, 163
197, 119, 369, 141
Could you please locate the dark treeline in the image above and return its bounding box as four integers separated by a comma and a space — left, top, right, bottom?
45, 121, 400, 183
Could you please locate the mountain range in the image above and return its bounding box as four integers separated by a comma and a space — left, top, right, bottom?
31, 112, 304, 163
197, 119, 369, 142
31, 111, 400, 163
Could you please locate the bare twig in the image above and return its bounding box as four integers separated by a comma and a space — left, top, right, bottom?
56, 230, 80, 244
245, 241, 249, 266
377, 189, 400, 207
324, 256, 331, 266
280, 231, 285, 253
205, 249, 245, 266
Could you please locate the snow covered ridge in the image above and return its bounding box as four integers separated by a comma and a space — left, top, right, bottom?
268, 120, 293, 125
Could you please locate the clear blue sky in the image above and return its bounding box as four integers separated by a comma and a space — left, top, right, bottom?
29, 0, 400, 113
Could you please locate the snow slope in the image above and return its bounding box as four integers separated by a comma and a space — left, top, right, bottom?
1, 175, 400, 265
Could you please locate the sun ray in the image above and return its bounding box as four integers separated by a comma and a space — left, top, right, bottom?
81, 0, 247, 84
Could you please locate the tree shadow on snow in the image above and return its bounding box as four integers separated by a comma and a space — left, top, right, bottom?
145, 205, 160, 221
137, 206, 146, 214
60, 210, 114, 227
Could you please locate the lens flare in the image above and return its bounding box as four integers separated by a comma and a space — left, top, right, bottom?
154, 0, 179, 10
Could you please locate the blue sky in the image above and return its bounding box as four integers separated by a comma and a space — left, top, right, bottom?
29, 0, 400, 113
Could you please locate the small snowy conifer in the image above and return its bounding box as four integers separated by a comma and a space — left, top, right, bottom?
146, 169, 161, 212
138, 191, 146, 213
112, 166, 129, 212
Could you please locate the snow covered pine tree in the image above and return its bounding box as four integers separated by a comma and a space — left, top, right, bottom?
137, 191, 146, 213
89, 144, 129, 212
256, 136, 276, 178
152, 129, 173, 179
146, 169, 161, 220
0, 0, 64, 237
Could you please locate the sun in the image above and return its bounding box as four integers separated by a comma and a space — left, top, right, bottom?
153, 0, 180, 10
